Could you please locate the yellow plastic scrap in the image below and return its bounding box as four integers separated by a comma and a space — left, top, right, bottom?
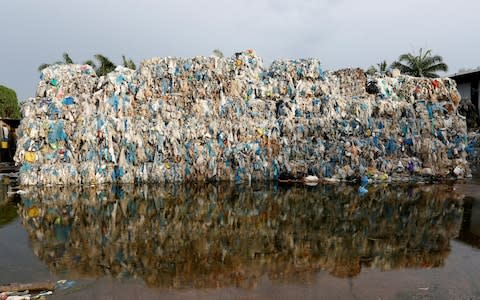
27, 206, 40, 218
24, 151, 36, 163
379, 173, 389, 181
365, 129, 372, 137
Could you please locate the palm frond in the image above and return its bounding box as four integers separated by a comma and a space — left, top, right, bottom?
83, 60, 97, 69
38, 63, 51, 72
377, 60, 388, 73
391, 61, 413, 74
94, 54, 116, 76
94, 54, 115, 67
122, 55, 136, 70
398, 53, 415, 63
424, 62, 448, 73
212, 49, 224, 58
63, 53, 74, 64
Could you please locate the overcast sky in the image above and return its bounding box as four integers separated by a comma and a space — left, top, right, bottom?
1, 0, 479, 100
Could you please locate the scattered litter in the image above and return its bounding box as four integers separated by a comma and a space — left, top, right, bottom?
0, 280, 71, 300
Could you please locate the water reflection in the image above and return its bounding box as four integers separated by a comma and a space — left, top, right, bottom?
0, 202, 17, 227
0, 180, 19, 227
18, 183, 464, 288
457, 196, 480, 248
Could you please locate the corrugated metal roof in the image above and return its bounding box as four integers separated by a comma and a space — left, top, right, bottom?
449, 67, 480, 78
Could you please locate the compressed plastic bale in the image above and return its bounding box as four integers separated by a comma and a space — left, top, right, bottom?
14, 51, 473, 186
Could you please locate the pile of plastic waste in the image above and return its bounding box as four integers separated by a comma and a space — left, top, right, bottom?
14, 50, 472, 185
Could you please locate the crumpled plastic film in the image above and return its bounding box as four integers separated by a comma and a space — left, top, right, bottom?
15, 51, 472, 185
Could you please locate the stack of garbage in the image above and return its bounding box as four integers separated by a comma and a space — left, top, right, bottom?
19, 183, 463, 287
14, 51, 471, 185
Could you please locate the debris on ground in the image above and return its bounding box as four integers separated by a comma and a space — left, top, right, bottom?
0, 280, 73, 300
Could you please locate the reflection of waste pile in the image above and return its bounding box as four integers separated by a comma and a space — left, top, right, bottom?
19, 184, 463, 288
15, 51, 472, 185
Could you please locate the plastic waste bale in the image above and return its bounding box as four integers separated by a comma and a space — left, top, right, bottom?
14, 51, 472, 186
15, 64, 98, 185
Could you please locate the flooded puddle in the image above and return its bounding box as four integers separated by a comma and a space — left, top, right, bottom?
1, 182, 480, 299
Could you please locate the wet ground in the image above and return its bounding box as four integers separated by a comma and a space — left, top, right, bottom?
1, 177, 480, 300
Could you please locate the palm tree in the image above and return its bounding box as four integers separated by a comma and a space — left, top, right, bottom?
391, 48, 448, 78
62, 52, 74, 64
366, 60, 388, 76
38, 52, 75, 71
377, 60, 388, 73
39, 53, 137, 75
94, 54, 116, 76
212, 49, 224, 58
122, 55, 136, 70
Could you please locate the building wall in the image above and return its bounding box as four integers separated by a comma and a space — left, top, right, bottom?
478, 80, 480, 113
457, 82, 472, 101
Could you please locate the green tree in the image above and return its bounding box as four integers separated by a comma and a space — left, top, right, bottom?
0, 85, 21, 119
212, 49, 224, 58
39, 53, 137, 76
62, 52, 74, 64
83, 59, 97, 69
94, 54, 116, 76
38, 52, 75, 71
366, 60, 388, 76
122, 55, 136, 70
391, 48, 448, 78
